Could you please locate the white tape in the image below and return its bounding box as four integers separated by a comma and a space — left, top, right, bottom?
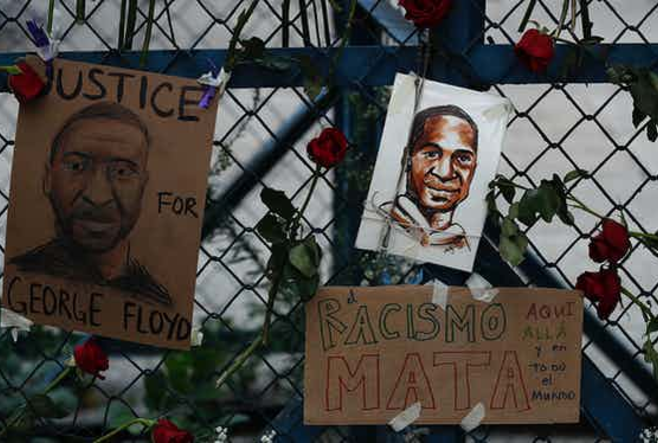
388, 73, 417, 115
0, 308, 33, 342
191, 327, 204, 347
389, 402, 421, 432
483, 101, 513, 122
465, 273, 498, 303
430, 281, 449, 310
36, 40, 60, 62
460, 402, 485, 433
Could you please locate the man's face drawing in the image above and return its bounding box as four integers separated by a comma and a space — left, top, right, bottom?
409, 114, 477, 213
45, 118, 149, 253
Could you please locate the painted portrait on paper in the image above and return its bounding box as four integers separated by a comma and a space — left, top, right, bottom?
357, 74, 511, 272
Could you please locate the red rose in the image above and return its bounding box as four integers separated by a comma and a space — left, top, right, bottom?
8, 61, 45, 103
514, 29, 555, 73
576, 268, 621, 320
589, 219, 630, 264
74, 338, 109, 379
152, 419, 194, 443
399, 0, 452, 29
306, 127, 348, 169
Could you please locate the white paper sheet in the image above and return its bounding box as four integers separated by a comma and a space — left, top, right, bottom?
356, 73, 512, 272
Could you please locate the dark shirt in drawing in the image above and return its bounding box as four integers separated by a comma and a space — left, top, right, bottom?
9, 239, 172, 306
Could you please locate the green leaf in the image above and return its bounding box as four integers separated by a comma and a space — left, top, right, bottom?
536, 182, 561, 222
650, 71, 658, 93
261, 187, 296, 221
629, 70, 658, 122
144, 372, 169, 410
647, 317, 658, 335
517, 189, 540, 226
297, 55, 324, 99
281, 266, 320, 302
632, 107, 646, 128
165, 352, 193, 394
266, 243, 289, 281
499, 233, 528, 266
0, 65, 22, 75
501, 217, 519, 238
500, 183, 516, 204
564, 169, 588, 183
255, 55, 294, 71
639, 231, 658, 259
27, 394, 68, 419
288, 237, 321, 278
643, 339, 658, 380
256, 214, 287, 244
647, 120, 658, 142
557, 207, 575, 225
239, 36, 265, 60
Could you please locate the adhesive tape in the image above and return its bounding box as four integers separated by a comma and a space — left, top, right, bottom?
430, 281, 449, 310
389, 402, 422, 432
460, 402, 485, 433
465, 273, 498, 303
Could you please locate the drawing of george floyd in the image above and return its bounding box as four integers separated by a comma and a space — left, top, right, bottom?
386, 105, 479, 250
9, 102, 171, 306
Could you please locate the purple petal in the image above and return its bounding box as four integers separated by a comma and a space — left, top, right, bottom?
199, 86, 216, 109
27, 19, 49, 47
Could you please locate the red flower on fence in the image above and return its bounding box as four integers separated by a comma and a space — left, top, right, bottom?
398, 0, 452, 29
8, 61, 45, 103
74, 338, 109, 379
152, 419, 194, 443
589, 219, 631, 264
576, 268, 621, 320
307, 127, 348, 169
514, 29, 555, 73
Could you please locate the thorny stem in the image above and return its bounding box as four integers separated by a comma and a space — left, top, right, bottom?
621, 286, 655, 323
553, 0, 571, 39
139, 0, 156, 67
217, 166, 323, 388
518, 0, 538, 32
43, 366, 73, 395
47, 0, 56, 35
92, 418, 155, 443
226, 0, 261, 72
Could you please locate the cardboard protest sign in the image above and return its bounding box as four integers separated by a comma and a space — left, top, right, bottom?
356, 73, 513, 272
1, 59, 218, 349
304, 286, 583, 425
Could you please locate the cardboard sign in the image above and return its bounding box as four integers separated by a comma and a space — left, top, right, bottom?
304, 286, 583, 425
356, 74, 513, 272
1, 59, 218, 349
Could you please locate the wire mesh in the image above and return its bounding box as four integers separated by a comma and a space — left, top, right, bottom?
0, 0, 657, 441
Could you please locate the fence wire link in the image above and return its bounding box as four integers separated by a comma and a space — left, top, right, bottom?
0, 0, 657, 441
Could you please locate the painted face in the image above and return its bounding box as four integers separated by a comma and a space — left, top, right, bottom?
46, 118, 149, 253
409, 115, 477, 212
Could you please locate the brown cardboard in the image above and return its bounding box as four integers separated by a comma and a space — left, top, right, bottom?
304, 286, 583, 425
1, 59, 219, 349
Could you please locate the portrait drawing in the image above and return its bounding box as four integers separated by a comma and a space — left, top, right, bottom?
2, 59, 219, 349
9, 102, 171, 306
384, 105, 479, 250
356, 73, 511, 272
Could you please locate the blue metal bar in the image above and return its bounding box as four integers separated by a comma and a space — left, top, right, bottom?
1, 44, 656, 93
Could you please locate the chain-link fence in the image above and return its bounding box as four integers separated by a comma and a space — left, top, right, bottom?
1, 0, 658, 441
